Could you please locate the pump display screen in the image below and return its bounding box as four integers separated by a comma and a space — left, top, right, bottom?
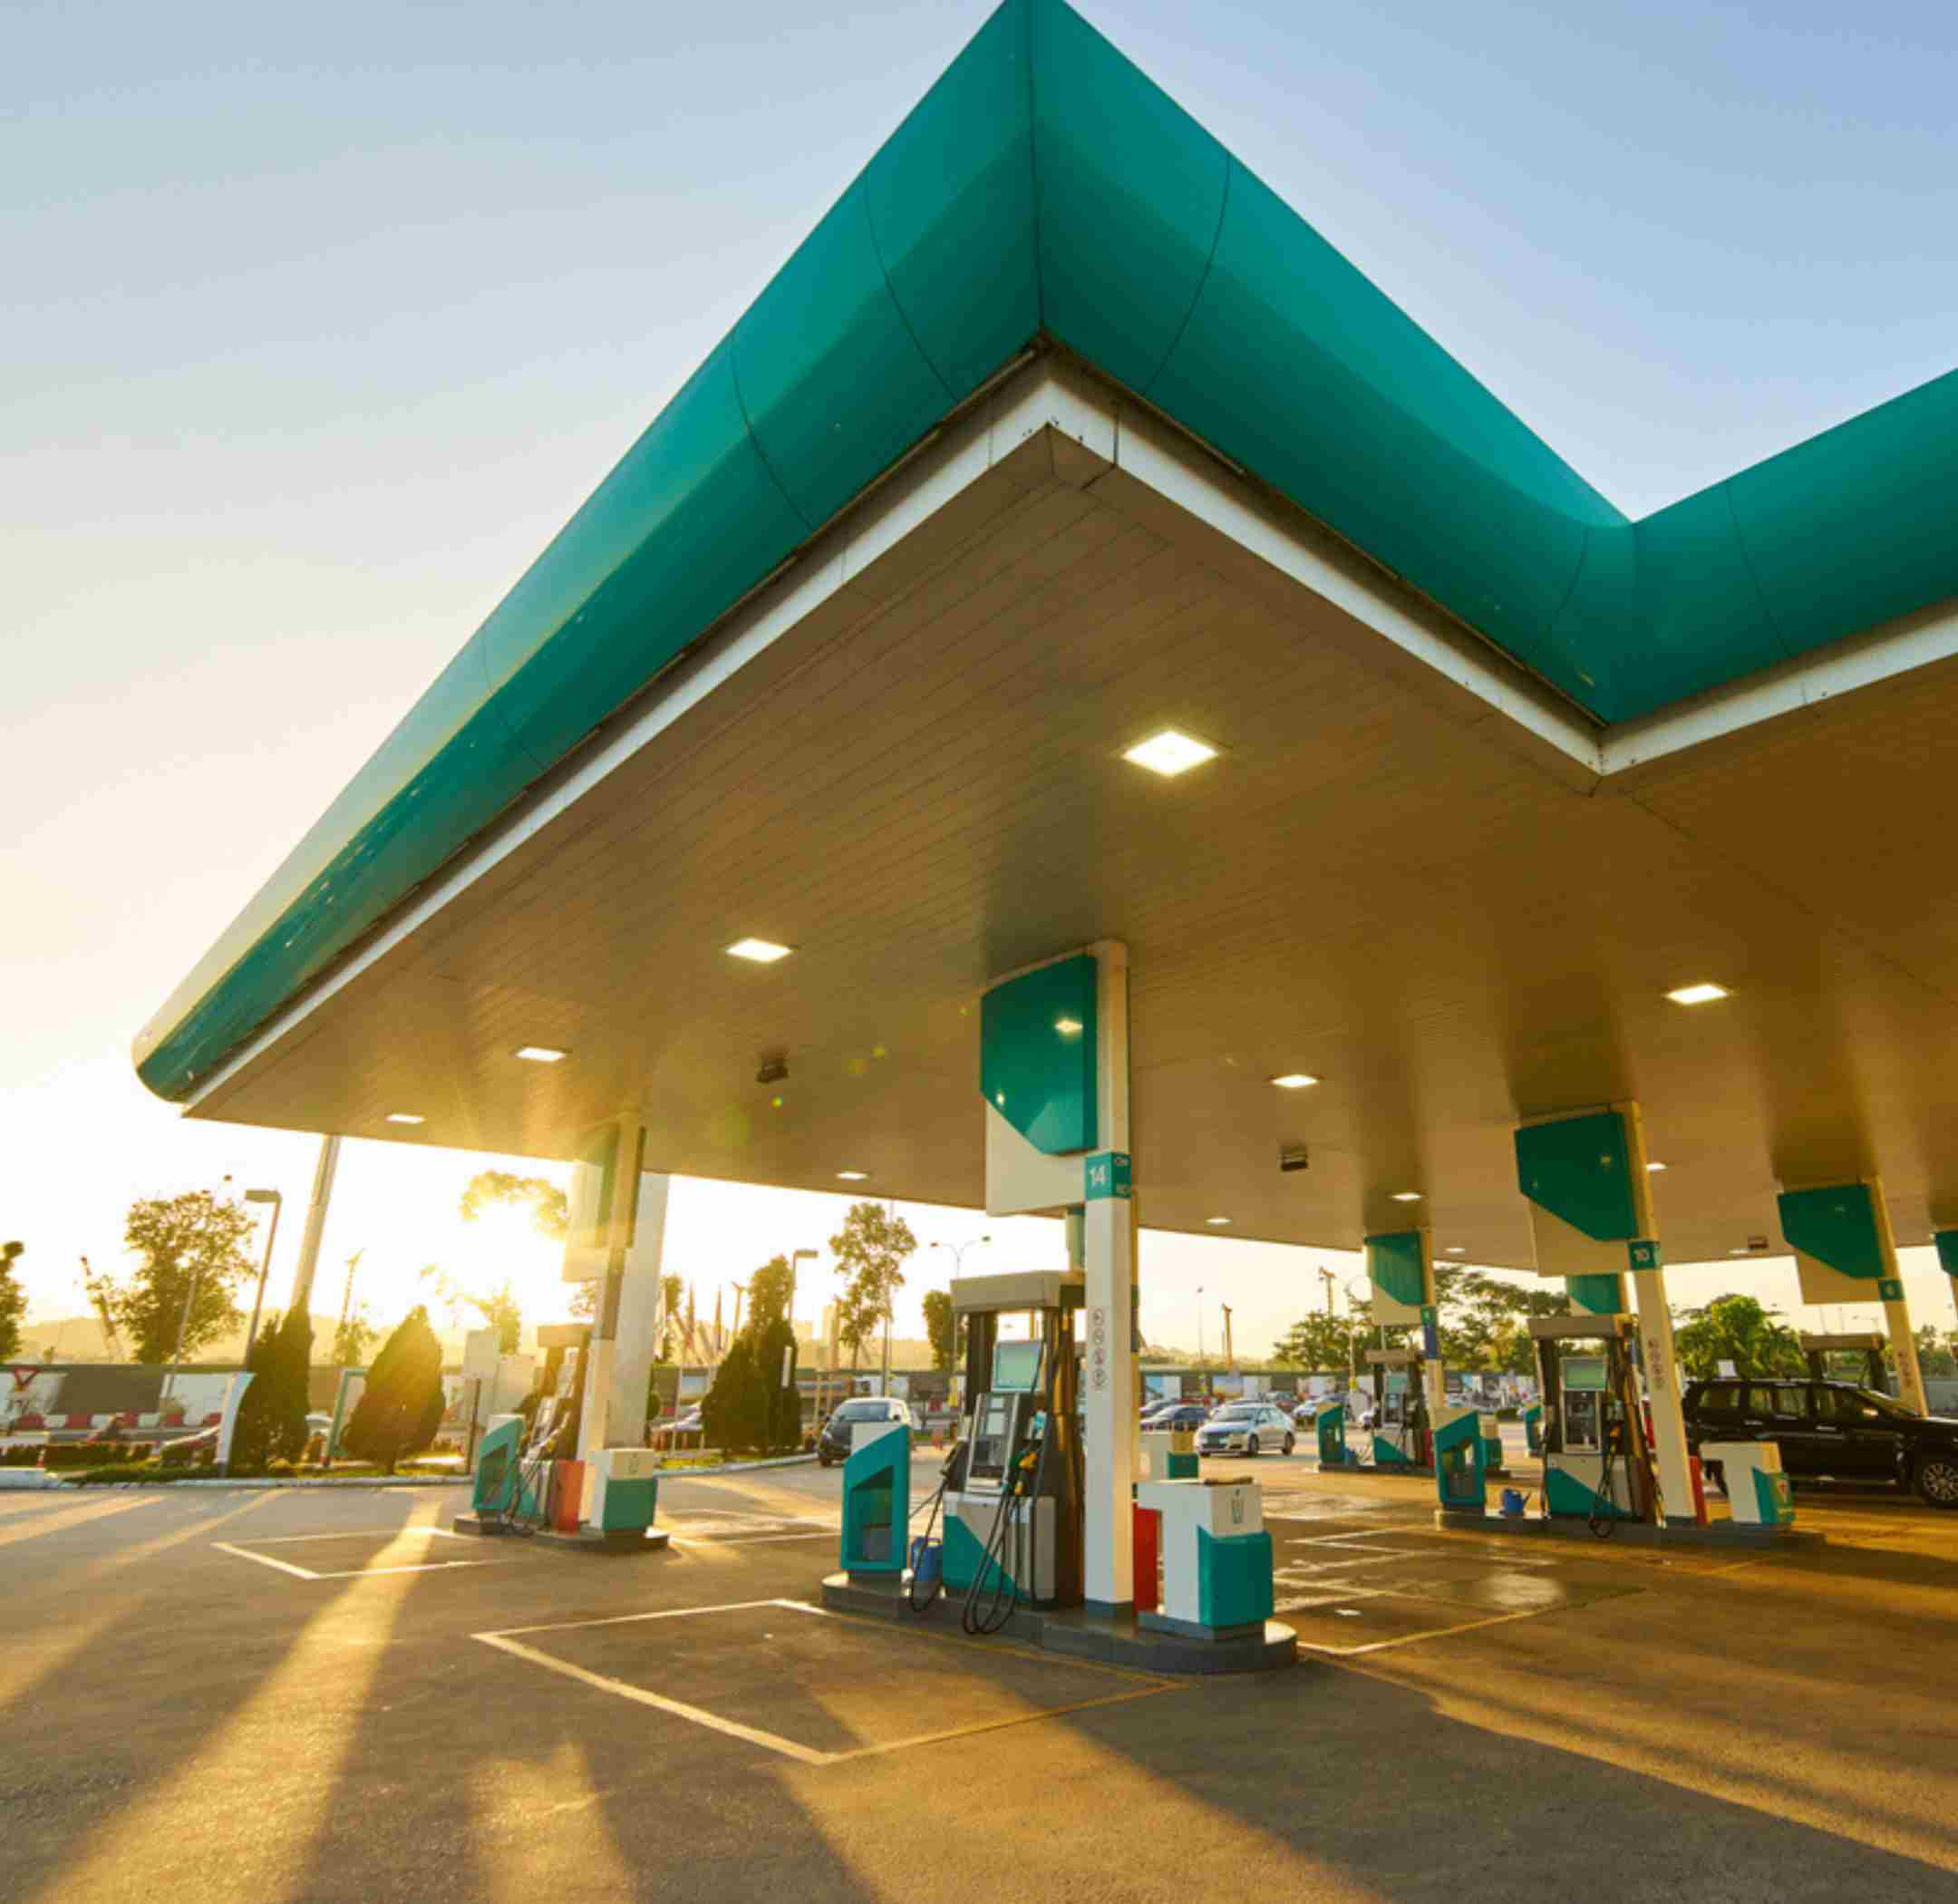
1563, 1356, 1608, 1392
992, 1341, 1044, 1394
967, 1394, 1017, 1489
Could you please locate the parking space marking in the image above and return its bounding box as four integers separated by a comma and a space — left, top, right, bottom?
473, 1598, 1176, 1764
1299, 1607, 1539, 1657
212, 1537, 516, 1581
235, 1527, 470, 1545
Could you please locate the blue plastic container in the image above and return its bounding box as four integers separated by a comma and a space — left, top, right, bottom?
1500, 1488, 1527, 1518
907, 1536, 942, 1588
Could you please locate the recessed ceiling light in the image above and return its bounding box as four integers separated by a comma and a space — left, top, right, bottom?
1054, 1017, 1083, 1036
1729, 1247, 1750, 1257
727, 937, 792, 963
515, 1045, 567, 1064
1391, 1191, 1423, 1203
1666, 982, 1730, 1005
1206, 1216, 1231, 1227
1445, 1246, 1465, 1254
385, 1112, 424, 1126
1122, 729, 1217, 778
1271, 1073, 1319, 1090
836, 1171, 868, 1182
1645, 1161, 1667, 1172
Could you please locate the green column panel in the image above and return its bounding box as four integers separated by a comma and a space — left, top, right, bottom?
1365, 1231, 1429, 1310
981, 954, 1098, 1154
1778, 1184, 1885, 1283
1566, 1273, 1628, 1316
1514, 1112, 1639, 1240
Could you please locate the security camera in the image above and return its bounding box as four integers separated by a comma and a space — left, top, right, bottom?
1279, 1145, 1309, 1173
757, 1054, 789, 1085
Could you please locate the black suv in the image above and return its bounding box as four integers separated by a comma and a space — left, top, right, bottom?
1681, 1377, 1958, 1508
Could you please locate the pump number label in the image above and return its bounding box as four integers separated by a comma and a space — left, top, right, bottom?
1089, 1306, 1110, 1390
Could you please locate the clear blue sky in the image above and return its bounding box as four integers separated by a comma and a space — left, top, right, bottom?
6, 0, 1958, 1346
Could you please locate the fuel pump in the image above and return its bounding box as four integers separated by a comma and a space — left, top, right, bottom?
1800, 1332, 1887, 1391
1529, 1316, 1654, 1529
940, 1271, 1086, 1628
1365, 1347, 1431, 1469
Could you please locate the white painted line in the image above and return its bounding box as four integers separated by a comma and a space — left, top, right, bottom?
475, 1598, 1174, 1763
1297, 1607, 1539, 1657
668, 1530, 835, 1549
212, 1541, 320, 1579
235, 1526, 466, 1546
472, 1606, 835, 1766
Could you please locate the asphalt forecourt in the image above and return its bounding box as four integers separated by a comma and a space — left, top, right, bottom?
5, 1464, 1958, 1902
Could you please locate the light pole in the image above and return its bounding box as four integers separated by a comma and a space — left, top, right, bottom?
1197, 1286, 1206, 1365
239, 1190, 284, 1365
787, 1248, 817, 1426
334, 1249, 364, 1365
1318, 1267, 1336, 1316
929, 1234, 994, 1279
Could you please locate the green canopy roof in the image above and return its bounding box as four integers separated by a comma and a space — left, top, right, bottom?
135, 0, 1958, 1103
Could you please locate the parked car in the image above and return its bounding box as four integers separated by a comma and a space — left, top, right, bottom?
1681, 1377, 1958, 1508
1195, 1401, 1296, 1458
1143, 1404, 1209, 1433
649, 1406, 705, 1449
817, 1397, 918, 1467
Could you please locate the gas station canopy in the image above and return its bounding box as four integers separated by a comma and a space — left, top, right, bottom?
135, 0, 1958, 1268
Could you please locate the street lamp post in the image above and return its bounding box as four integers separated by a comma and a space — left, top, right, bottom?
239, 1190, 284, 1365
1197, 1286, 1206, 1367
787, 1248, 817, 1428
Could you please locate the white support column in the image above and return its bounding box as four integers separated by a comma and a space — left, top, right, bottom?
606, 1171, 672, 1446
1620, 1104, 1695, 1524
286, 1133, 341, 1315
575, 1115, 645, 1462
1081, 941, 1135, 1613
1869, 1182, 1928, 1417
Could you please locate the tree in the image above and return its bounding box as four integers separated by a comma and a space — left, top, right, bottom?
1433, 1268, 1568, 1375
656, 1274, 684, 1359
701, 1336, 767, 1454
923, 1289, 957, 1371
340, 1307, 445, 1473
0, 1240, 24, 1362
1914, 1326, 1957, 1380
467, 1279, 524, 1355
102, 1190, 257, 1363
1272, 1311, 1362, 1373
829, 1202, 916, 1374
458, 1171, 568, 1239
746, 1257, 795, 1336
1673, 1294, 1805, 1381
332, 1303, 376, 1367
229, 1306, 314, 1472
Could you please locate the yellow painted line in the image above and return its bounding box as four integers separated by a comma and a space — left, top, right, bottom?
0, 1492, 160, 1547
830, 1681, 1174, 1760
798, 1600, 1176, 1686
475, 1597, 1180, 1766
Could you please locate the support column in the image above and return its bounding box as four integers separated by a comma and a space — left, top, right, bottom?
1514, 1102, 1695, 1524
563, 1114, 647, 1462
981, 940, 1133, 1614
606, 1172, 672, 1447
1779, 1176, 1926, 1417
287, 1134, 341, 1316
1364, 1229, 1441, 1430
1081, 942, 1135, 1614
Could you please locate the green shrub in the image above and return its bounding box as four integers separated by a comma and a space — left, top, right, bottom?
340, 1307, 444, 1473
1, 1443, 46, 1467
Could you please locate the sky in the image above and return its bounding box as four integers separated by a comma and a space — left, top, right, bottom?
6, 0, 1958, 1356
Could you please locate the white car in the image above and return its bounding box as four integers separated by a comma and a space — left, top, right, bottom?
1195, 1402, 1296, 1458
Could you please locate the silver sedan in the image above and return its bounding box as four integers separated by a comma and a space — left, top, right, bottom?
1195, 1402, 1296, 1458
